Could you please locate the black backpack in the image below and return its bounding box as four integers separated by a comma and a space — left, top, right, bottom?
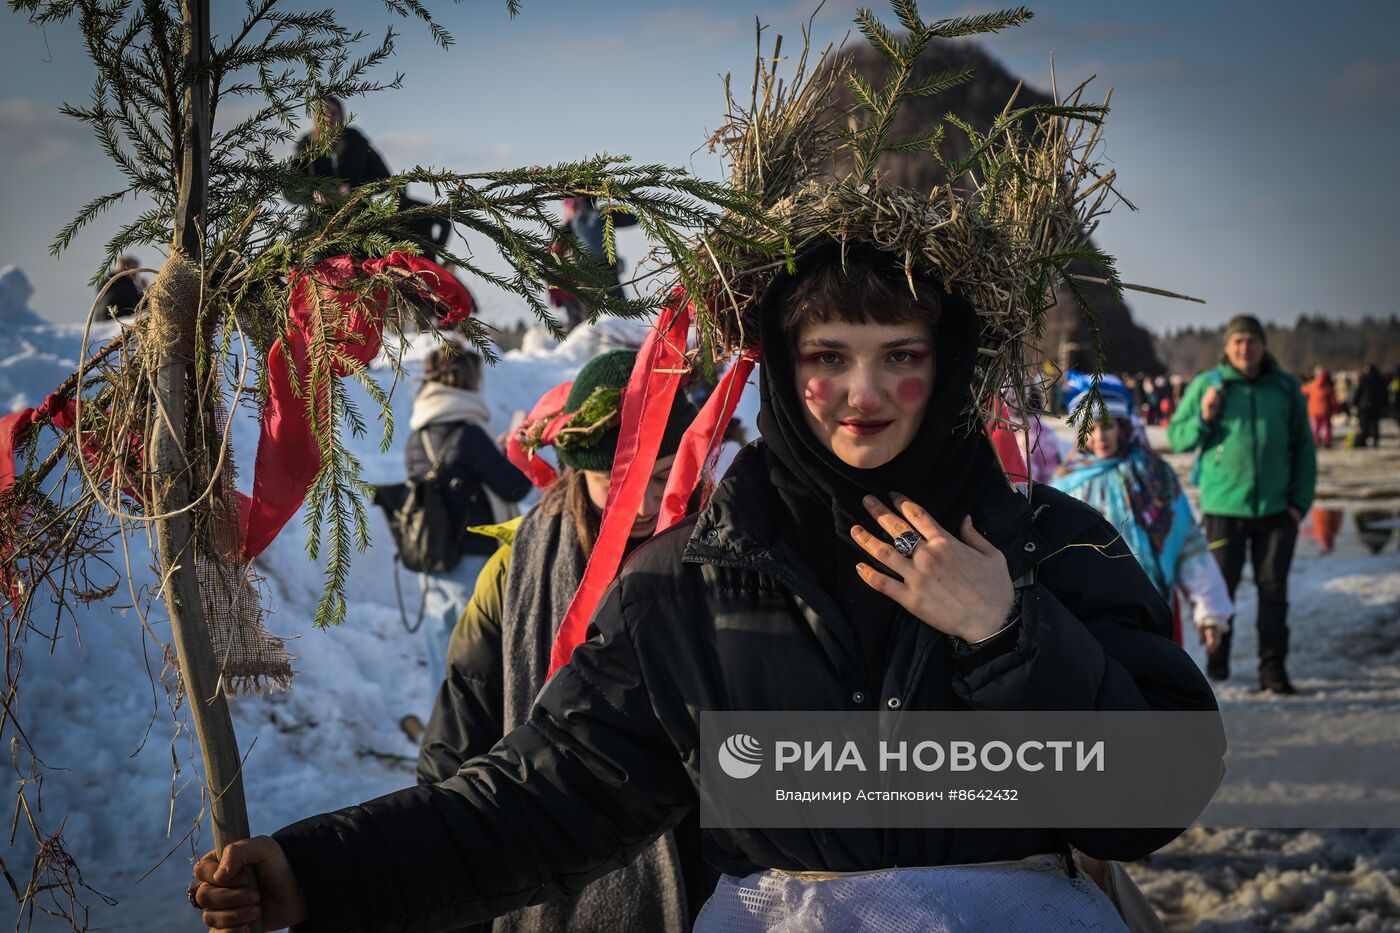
373, 426, 466, 574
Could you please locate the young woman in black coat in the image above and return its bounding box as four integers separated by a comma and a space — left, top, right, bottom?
192, 247, 1221, 932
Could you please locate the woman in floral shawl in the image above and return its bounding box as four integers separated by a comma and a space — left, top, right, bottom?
1053, 376, 1232, 650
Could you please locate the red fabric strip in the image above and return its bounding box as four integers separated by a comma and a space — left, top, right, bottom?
0, 408, 40, 493
238, 252, 472, 561
549, 300, 691, 674
0, 407, 33, 608
237, 255, 380, 561
657, 347, 759, 532
362, 253, 475, 326
987, 397, 1029, 484
506, 381, 574, 490
1, 395, 82, 493
1, 396, 80, 609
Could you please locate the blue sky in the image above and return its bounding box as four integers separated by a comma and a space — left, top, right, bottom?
2, 0, 1397, 335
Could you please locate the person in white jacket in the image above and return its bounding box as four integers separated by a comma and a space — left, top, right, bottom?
1053, 380, 1232, 650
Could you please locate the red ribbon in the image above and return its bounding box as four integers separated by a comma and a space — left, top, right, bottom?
1, 396, 83, 608
986, 396, 1030, 484
0, 396, 129, 499
505, 381, 575, 489
235, 252, 472, 561
657, 347, 758, 532
0, 396, 73, 492
363, 253, 475, 327
548, 298, 692, 674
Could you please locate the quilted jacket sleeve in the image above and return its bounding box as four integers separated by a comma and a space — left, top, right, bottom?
276, 577, 695, 933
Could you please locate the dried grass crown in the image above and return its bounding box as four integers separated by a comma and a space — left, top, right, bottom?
684, 3, 1150, 424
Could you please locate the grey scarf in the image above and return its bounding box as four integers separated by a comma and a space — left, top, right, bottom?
494, 506, 690, 933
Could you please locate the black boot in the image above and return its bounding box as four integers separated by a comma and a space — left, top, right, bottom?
1258, 660, 1297, 695
1206, 628, 1232, 681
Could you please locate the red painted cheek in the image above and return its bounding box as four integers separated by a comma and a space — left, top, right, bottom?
896, 377, 929, 407
803, 377, 834, 405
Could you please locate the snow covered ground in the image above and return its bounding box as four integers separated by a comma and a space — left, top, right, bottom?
1044, 421, 1400, 932
4, 263, 1399, 930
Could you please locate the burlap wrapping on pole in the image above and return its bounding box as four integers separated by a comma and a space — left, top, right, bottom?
194, 555, 293, 694
144, 251, 295, 694
191, 369, 295, 694
198, 400, 294, 694
140, 249, 201, 366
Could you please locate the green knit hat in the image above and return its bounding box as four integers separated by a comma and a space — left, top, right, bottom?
555, 349, 699, 471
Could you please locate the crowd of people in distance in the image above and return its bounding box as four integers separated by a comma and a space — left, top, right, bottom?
1040, 361, 1400, 452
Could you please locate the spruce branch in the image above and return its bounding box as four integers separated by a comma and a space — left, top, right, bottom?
853, 8, 900, 64
904, 63, 976, 97
844, 5, 1042, 185
928, 7, 1034, 39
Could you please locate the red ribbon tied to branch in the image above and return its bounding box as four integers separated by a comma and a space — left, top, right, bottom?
235, 252, 473, 562
0, 397, 123, 608
986, 396, 1030, 485
505, 381, 576, 490
656, 347, 759, 533
1, 252, 471, 605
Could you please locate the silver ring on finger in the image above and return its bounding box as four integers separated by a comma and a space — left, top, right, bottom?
187, 881, 201, 909
891, 530, 923, 558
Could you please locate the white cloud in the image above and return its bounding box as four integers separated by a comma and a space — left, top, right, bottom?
0, 97, 87, 169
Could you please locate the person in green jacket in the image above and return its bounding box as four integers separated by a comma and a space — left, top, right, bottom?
1168, 314, 1316, 693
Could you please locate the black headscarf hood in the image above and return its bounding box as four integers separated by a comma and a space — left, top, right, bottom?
756, 241, 1006, 544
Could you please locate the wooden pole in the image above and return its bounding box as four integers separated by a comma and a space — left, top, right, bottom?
151, 3, 259, 919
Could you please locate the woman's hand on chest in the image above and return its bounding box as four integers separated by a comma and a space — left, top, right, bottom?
849, 492, 1015, 643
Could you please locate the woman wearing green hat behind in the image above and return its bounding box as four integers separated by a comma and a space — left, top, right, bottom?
416, 348, 707, 933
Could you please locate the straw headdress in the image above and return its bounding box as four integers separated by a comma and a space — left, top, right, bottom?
681, 2, 1188, 429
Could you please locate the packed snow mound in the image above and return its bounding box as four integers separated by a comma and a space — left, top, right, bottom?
0, 265, 119, 411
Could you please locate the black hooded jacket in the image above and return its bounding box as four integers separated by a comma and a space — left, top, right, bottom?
274, 440, 1219, 932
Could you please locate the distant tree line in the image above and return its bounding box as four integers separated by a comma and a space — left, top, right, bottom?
1155, 315, 1400, 376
